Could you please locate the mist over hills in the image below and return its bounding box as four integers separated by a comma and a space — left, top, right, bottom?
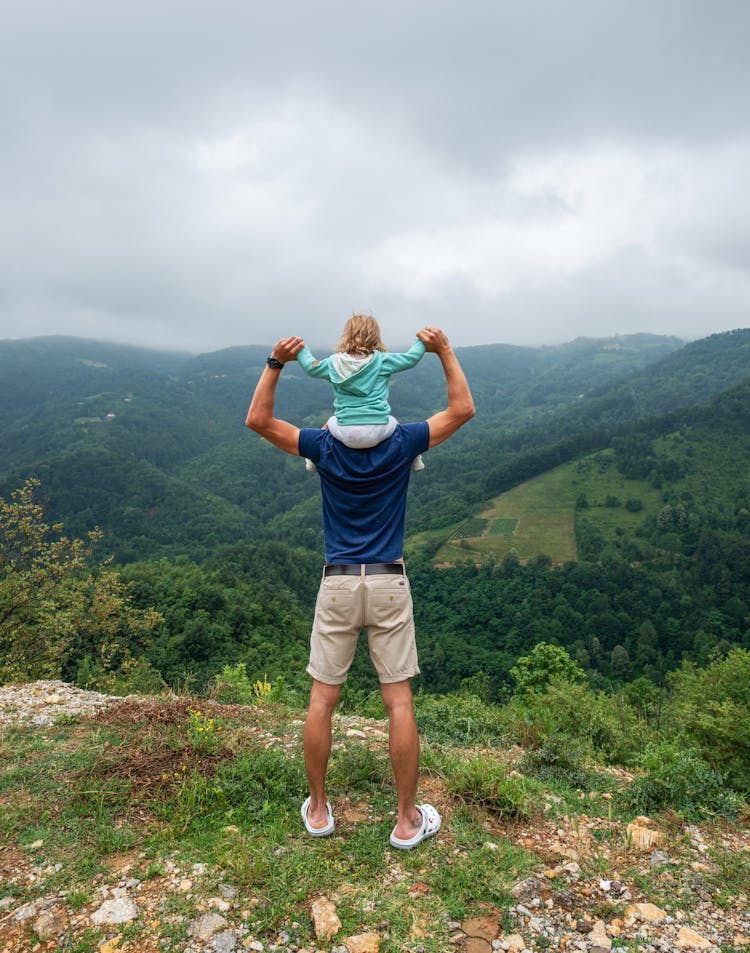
1, 329, 749, 562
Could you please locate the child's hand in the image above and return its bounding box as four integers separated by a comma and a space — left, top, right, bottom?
417, 326, 449, 353
271, 336, 305, 363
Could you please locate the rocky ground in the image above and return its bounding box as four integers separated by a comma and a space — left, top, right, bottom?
0, 682, 748, 953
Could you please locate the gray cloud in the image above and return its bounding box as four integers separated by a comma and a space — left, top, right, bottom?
2, 0, 749, 352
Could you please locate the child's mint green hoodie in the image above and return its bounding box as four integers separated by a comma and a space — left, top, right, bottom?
297, 340, 426, 425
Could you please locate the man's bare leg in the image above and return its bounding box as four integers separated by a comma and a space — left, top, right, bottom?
303, 679, 341, 829
381, 679, 423, 841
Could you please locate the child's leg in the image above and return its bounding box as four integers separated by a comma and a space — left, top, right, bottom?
305, 420, 331, 472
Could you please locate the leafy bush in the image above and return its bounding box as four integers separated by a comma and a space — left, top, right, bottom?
414, 692, 506, 745
620, 742, 744, 821
519, 733, 595, 790
445, 756, 531, 818
665, 649, 750, 792
78, 655, 166, 696
208, 662, 255, 704
505, 677, 643, 765
1, 479, 160, 681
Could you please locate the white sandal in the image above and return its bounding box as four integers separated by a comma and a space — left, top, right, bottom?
301, 796, 334, 837
389, 803, 441, 849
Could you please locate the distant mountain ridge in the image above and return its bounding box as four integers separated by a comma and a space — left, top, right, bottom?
2, 329, 749, 563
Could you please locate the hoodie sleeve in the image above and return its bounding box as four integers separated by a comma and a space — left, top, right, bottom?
380, 339, 427, 374
297, 345, 333, 380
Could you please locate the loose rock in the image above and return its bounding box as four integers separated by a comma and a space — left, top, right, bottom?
212, 929, 239, 953
311, 896, 341, 941
90, 897, 139, 925
344, 932, 380, 952
625, 902, 668, 924
589, 919, 611, 953
32, 908, 66, 940
190, 912, 229, 940
626, 819, 664, 850
675, 927, 713, 950
511, 878, 545, 903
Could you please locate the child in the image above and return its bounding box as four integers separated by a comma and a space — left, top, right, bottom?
296, 314, 426, 471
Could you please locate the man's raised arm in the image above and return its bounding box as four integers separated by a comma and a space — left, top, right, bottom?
244, 336, 305, 455
417, 327, 475, 448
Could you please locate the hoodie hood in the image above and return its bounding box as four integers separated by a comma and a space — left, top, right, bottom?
329, 352, 376, 396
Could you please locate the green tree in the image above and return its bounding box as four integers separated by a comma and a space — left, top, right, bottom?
510, 642, 586, 694
666, 648, 750, 791
0, 479, 160, 681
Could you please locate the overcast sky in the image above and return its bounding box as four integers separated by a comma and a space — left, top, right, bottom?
2, 1, 749, 353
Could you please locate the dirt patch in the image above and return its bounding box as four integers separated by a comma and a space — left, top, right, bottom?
73, 741, 229, 802
86, 696, 258, 728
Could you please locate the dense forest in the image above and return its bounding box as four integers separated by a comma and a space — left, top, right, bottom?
1, 329, 749, 725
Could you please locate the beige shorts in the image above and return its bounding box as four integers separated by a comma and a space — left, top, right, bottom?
307, 569, 420, 685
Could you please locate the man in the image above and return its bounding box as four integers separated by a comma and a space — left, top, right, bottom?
245, 326, 474, 848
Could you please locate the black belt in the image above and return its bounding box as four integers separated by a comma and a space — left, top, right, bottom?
324, 562, 405, 577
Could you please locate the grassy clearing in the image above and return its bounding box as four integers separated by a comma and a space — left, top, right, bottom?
0, 699, 545, 951
432, 464, 579, 565
416, 414, 750, 569
1, 696, 748, 952
416, 447, 663, 566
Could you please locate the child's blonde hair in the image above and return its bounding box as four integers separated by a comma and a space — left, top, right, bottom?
335, 314, 387, 356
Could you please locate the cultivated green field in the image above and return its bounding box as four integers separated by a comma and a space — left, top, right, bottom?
411, 417, 750, 568
413, 450, 663, 566
425, 464, 579, 565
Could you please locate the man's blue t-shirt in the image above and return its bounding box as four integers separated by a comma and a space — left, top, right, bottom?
298, 422, 430, 564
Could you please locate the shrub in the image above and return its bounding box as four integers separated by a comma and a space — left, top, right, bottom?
665, 649, 750, 792
620, 742, 744, 821
446, 757, 531, 818
1, 479, 160, 681
76, 654, 166, 696
414, 692, 506, 745
519, 733, 594, 790
510, 644, 586, 694
208, 662, 254, 704
505, 677, 643, 765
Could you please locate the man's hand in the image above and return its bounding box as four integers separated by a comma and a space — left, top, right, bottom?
271, 336, 305, 364
417, 326, 450, 354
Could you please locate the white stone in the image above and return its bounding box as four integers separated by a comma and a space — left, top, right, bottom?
589, 919, 611, 953
90, 897, 139, 925
208, 896, 231, 911
190, 912, 228, 940
13, 901, 39, 922
212, 929, 239, 953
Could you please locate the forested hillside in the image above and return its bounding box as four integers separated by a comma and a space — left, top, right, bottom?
0, 331, 686, 559
1, 328, 749, 704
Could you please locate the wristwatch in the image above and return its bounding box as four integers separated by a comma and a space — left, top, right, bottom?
266, 356, 284, 370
